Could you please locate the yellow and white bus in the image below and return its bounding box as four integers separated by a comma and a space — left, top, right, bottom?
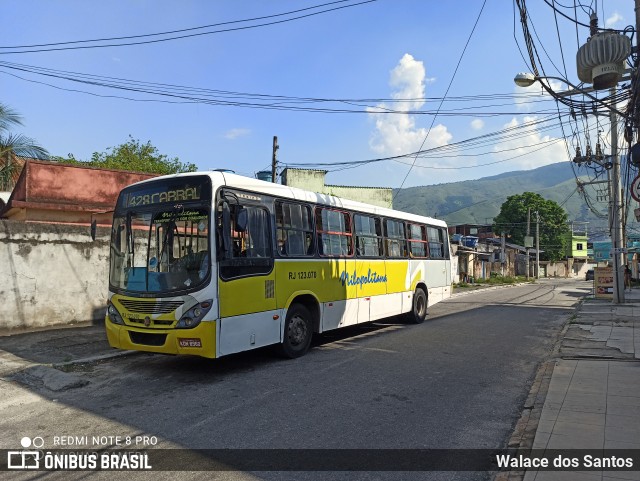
105, 171, 452, 359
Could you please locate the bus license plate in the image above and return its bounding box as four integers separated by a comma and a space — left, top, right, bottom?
178, 338, 202, 348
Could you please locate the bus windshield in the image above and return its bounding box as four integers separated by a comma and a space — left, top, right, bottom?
109, 175, 211, 296
109, 207, 210, 294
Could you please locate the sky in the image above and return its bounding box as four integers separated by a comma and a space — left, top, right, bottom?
1, 0, 636, 190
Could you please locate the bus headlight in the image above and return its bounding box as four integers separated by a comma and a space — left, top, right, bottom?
176, 300, 213, 329
107, 302, 125, 325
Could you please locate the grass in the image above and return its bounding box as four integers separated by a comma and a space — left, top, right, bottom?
453, 275, 532, 289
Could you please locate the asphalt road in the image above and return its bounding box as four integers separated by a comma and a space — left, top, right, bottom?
0, 279, 591, 481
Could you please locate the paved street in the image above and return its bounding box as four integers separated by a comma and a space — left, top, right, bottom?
0, 279, 588, 480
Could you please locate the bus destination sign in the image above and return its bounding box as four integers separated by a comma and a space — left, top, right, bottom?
124, 187, 200, 208
118, 176, 211, 210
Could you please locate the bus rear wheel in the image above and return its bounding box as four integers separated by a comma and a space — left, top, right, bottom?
277, 304, 313, 358
406, 288, 427, 324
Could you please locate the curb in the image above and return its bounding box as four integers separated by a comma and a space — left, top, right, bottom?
51, 349, 138, 368
451, 282, 535, 298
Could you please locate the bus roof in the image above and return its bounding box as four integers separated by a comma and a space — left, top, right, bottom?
124, 170, 447, 228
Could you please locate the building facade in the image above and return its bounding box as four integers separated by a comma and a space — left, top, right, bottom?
280, 168, 393, 208
0, 160, 157, 226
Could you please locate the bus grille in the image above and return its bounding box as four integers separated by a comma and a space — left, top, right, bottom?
129, 331, 167, 346
119, 299, 184, 314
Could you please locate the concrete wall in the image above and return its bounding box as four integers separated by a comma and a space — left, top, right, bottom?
0, 220, 111, 331
282, 168, 393, 209
324, 185, 392, 209
281, 168, 327, 193
541, 262, 568, 277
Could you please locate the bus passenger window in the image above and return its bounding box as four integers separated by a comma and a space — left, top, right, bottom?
354, 214, 383, 257
427, 226, 446, 259
385, 219, 407, 258
276, 201, 314, 257
316, 208, 353, 257
408, 224, 428, 258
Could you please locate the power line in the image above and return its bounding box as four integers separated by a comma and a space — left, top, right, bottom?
0, 0, 377, 54
0, 61, 562, 116
394, 0, 487, 198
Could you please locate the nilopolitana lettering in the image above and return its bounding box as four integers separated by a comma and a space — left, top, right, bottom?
339, 269, 387, 287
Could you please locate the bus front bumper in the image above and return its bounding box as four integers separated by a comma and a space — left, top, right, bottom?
105, 319, 217, 359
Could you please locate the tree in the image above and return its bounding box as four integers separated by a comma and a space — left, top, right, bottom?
0, 102, 49, 190
54, 136, 197, 175
493, 192, 570, 261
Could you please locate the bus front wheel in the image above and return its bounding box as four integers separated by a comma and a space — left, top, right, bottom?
406, 288, 427, 324
277, 304, 313, 358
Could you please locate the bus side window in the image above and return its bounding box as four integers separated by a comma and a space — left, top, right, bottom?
276, 201, 314, 257
427, 226, 445, 259
384, 219, 407, 258
316, 207, 353, 257
407, 223, 428, 258
354, 214, 383, 257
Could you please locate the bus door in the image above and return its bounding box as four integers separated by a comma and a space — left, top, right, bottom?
216, 193, 278, 354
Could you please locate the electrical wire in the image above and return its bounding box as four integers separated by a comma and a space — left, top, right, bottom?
0, 60, 563, 116
394, 0, 487, 198
0, 0, 377, 54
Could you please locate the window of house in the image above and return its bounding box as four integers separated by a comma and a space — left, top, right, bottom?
354, 214, 383, 257
576, 243, 584, 251
316, 208, 353, 257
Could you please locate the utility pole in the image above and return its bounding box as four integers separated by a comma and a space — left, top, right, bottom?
271, 136, 279, 183
610, 88, 625, 303
501, 232, 506, 277
535, 211, 540, 279
526, 207, 531, 279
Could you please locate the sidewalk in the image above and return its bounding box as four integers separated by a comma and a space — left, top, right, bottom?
0, 321, 134, 390
500, 287, 640, 481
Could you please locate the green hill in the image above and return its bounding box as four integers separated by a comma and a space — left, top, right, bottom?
393, 162, 618, 237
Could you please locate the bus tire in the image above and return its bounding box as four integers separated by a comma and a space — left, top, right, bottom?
277, 303, 313, 358
406, 288, 427, 324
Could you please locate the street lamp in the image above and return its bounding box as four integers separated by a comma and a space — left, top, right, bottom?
513, 72, 536, 88
513, 73, 626, 117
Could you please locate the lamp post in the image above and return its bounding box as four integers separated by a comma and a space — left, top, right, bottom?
513, 73, 627, 117
514, 73, 625, 303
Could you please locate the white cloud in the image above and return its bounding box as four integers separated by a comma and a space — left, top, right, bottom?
606, 12, 623, 28
471, 119, 484, 130
369, 54, 452, 158
224, 128, 251, 140
494, 116, 567, 169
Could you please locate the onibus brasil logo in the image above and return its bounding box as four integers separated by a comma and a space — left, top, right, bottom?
7, 436, 152, 470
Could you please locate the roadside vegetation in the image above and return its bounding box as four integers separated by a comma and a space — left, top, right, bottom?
453, 274, 534, 290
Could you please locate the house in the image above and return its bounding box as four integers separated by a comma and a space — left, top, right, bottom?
448, 223, 497, 239
0, 159, 157, 226
450, 230, 542, 281
564, 222, 589, 259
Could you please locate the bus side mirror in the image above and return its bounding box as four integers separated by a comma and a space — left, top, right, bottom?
235, 207, 248, 232
91, 219, 97, 241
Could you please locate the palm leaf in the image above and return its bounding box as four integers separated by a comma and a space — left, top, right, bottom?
0, 102, 24, 132
0, 133, 49, 159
